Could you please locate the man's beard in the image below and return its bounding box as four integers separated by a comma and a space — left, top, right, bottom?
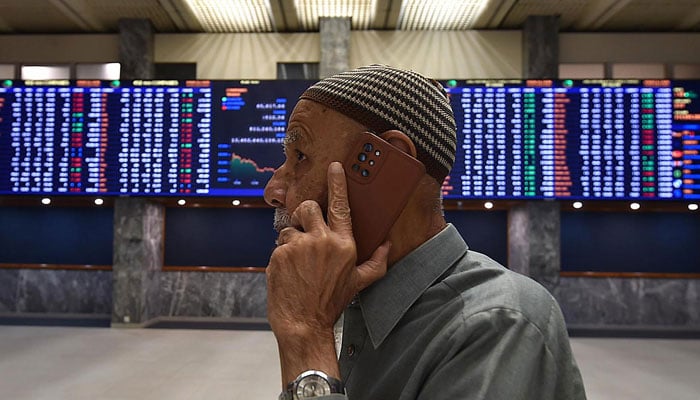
273, 208, 292, 233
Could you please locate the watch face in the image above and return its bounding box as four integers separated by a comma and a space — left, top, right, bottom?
296, 374, 331, 398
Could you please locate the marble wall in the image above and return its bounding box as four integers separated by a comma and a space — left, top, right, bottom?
159, 272, 267, 318
0, 269, 111, 314
3, 268, 699, 328
556, 277, 700, 327
0, 269, 266, 318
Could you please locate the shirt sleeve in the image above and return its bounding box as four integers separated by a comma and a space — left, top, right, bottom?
415, 305, 587, 400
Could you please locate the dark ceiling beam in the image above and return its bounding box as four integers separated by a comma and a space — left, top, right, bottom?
373, 0, 400, 29
49, 0, 105, 31
572, 0, 633, 31
272, 0, 299, 32
0, 14, 14, 33
676, 5, 700, 31
476, 0, 518, 29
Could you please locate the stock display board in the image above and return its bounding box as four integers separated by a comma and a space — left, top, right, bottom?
0, 78, 698, 200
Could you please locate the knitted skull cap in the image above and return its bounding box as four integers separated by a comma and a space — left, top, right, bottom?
299, 64, 457, 182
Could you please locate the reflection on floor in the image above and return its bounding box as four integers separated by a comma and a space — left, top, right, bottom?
0, 325, 698, 400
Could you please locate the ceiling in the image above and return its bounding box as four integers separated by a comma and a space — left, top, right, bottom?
0, 0, 698, 34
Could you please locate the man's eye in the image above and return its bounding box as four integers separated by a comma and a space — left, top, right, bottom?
295, 150, 307, 162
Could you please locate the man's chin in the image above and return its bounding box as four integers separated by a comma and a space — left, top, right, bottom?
273, 208, 292, 233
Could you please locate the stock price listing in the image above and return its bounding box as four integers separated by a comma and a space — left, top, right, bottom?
442, 79, 698, 200
0, 79, 312, 197
1, 79, 699, 200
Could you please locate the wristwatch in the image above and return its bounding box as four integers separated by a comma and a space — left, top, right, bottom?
279, 370, 345, 399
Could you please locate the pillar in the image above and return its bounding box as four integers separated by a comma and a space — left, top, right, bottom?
522, 15, 559, 79
508, 16, 561, 293
508, 202, 561, 292
112, 19, 164, 325
118, 18, 155, 80
319, 17, 350, 78
111, 199, 164, 324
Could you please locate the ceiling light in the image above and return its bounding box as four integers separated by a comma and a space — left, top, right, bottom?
94, 198, 104, 206
630, 202, 640, 210
184, 0, 274, 32
398, 0, 490, 30
41, 198, 51, 205
295, 0, 376, 30
689, 203, 699, 211
572, 201, 583, 209
232, 199, 241, 206
177, 199, 186, 206
484, 201, 493, 209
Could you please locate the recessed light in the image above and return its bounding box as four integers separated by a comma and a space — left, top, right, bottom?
41, 198, 51, 205
399, 0, 490, 30
630, 202, 640, 210
572, 201, 583, 209
177, 199, 186, 206
484, 201, 493, 209
689, 203, 699, 211
184, 0, 274, 32
232, 199, 241, 206
94, 198, 104, 206
294, 0, 376, 30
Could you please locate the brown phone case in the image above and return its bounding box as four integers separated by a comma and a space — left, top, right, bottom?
343, 132, 426, 263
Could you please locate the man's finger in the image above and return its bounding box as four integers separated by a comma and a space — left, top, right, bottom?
326, 162, 353, 235
355, 241, 391, 291
276, 226, 300, 246
290, 199, 326, 233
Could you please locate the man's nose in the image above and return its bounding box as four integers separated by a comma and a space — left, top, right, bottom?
263, 168, 287, 207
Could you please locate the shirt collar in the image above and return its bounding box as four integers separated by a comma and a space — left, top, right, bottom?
358, 224, 468, 349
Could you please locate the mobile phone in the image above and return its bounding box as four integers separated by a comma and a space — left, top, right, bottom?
343, 131, 426, 263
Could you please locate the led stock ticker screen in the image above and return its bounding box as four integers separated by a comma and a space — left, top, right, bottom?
444, 79, 699, 200
0, 79, 310, 197
0, 78, 699, 200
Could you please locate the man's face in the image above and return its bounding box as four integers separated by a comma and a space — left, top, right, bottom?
263, 99, 365, 232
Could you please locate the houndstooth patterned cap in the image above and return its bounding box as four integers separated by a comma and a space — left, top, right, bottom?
299, 65, 457, 183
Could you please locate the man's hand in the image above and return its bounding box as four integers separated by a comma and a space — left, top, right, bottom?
266, 161, 390, 385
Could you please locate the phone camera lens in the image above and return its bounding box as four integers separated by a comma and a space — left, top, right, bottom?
369, 160, 375, 166
358, 153, 367, 162
363, 143, 373, 152
352, 164, 360, 171
374, 150, 381, 157
361, 169, 370, 177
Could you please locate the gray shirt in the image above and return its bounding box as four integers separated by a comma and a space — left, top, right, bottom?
324, 224, 586, 399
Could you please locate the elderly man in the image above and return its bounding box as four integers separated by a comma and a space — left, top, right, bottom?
264, 65, 586, 400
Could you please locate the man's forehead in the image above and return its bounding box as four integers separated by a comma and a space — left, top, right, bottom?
283, 98, 366, 148
283, 128, 311, 147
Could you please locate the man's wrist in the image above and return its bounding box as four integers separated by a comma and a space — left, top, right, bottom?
280, 370, 345, 400
276, 326, 340, 385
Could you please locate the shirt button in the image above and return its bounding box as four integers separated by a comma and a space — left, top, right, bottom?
346, 344, 356, 357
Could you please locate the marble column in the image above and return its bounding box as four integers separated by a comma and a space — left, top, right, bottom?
112, 19, 163, 325
508, 16, 561, 293
508, 202, 561, 293
319, 17, 350, 78
111, 198, 164, 324
522, 15, 559, 79
118, 18, 155, 80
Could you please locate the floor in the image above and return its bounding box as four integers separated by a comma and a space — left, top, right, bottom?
0, 325, 698, 400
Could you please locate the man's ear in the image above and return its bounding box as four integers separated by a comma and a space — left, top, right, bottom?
379, 130, 418, 158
